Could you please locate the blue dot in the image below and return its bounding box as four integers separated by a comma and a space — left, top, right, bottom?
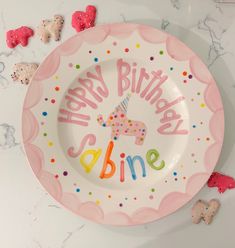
76, 188, 80, 192
94, 57, 98, 62
42, 112, 47, 116
192, 125, 196, 128
102, 123, 106, 127
173, 172, 177, 176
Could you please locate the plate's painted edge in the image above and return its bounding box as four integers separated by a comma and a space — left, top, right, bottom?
22, 23, 224, 226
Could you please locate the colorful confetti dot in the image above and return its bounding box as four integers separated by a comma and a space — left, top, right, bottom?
175, 178, 178, 181
51, 99, 56, 104
150, 56, 154, 61
206, 137, 210, 141
136, 43, 140, 48
41, 122, 45, 125
197, 92, 201, 95
108, 195, 112, 198
191, 153, 195, 157
183, 176, 186, 180
54, 174, 59, 179
197, 138, 201, 141
88, 192, 92, 195
173, 172, 177, 176
43, 133, 47, 137
200, 103, 206, 108
54, 75, 59, 80
89, 50, 92, 53
124, 48, 129, 53
63, 171, 68, 176
200, 121, 203, 125
50, 158, 55, 163
48, 141, 53, 147
170, 67, 173, 71
188, 74, 193, 79
120, 153, 125, 158
113, 41, 117, 46
106, 50, 110, 54
134, 197, 137, 200
42, 111, 47, 116
96, 200, 100, 205
75, 64, 80, 69
55, 86, 60, 91
183, 80, 187, 83
125, 197, 128, 200
165, 180, 168, 183
68, 63, 73, 68
94, 58, 98, 62
159, 50, 164, 55
44, 98, 48, 101
119, 203, 123, 207
149, 195, 154, 200
151, 188, 155, 192
192, 125, 196, 128
76, 188, 80, 192
182, 71, 187, 76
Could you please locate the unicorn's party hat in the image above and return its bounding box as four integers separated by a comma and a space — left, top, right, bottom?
115, 93, 131, 113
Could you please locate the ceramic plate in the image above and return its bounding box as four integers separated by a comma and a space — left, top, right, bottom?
22, 23, 224, 226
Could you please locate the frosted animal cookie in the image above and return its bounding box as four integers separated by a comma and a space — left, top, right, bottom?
97, 94, 147, 145
11, 63, 38, 85
192, 199, 220, 225
37, 15, 64, 43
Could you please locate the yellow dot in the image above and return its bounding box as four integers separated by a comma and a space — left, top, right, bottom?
200, 103, 206, 108
54, 75, 59, 80
136, 43, 140, 48
96, 200, 100, 205
48, 141, 54, 147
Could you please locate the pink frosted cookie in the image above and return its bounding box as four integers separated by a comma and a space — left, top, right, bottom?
11, 63, 38, 85
72, 5, 96, 32
192, 199, 220, 225
37, 15, 64, 43
6, 26, 34, 48
207, 172, 235, 193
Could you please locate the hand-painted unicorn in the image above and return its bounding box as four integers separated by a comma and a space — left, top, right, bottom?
97, 94, 147, 145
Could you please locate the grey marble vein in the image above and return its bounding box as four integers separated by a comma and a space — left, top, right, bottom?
120, 13, 127, 23
197, 15, 227, 67
170, 0, 181, 10
48, 204, 61, 209
0, 62, 9, 88
161, 19, 170, 30
61, 225, 85, 248
0, 123, 18, 149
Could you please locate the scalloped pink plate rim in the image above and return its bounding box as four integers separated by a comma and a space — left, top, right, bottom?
22, 23, 224, 226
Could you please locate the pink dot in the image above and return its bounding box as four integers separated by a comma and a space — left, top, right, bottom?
124, 48, 129, 53
51, 99, 56, 104
113, 41, 117, 46
68, 63, 73, 68
149, 195, 154, 200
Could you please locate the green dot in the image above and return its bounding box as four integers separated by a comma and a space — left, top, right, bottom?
170, 67, 173, 71
151, 188, 155, 192
159, 50, 164, 55
43, 133, 47, 137
75, 64, 80, 69
88, 192, 92, 195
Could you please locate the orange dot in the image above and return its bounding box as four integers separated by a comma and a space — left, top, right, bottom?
106, 50, 110, 54
108, 195, 112, 198
182, 71, 187, 76
206, 137, 210, 141
55, 86, 60, 91
50, 158, 55, 163
183, 176, 186, 180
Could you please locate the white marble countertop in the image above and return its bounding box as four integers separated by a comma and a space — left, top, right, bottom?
0, 0, 235, 247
